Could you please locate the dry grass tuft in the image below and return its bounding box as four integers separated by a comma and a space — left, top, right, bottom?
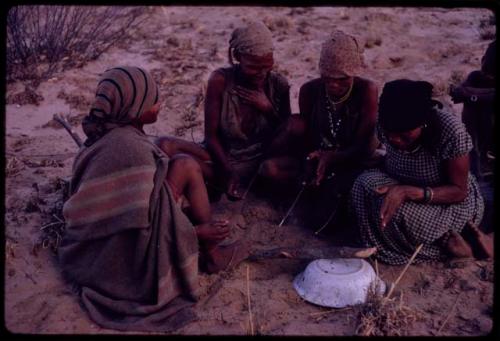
6, 156, 25, 177
6, 86, 44, 106
174, 85, 205, 137
355, 288, 424, 336
36, 177, 70, 254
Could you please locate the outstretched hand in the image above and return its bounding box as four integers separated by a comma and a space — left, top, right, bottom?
375, 185, 407, 229
307, 150, 336, 186
196, 220, 230, 243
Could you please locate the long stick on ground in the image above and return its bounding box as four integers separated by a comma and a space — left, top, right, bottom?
241, 171, 259, 201
314, 202, 338, 235
53, 113, 83, 148
437, 293, 461, 335
246, 265, 255, 335
385, 244, 423, 299
278, 185, 306, 227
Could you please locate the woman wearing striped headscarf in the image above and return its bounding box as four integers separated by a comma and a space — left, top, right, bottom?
58, 66, 248, 332
155, 21, 292, 200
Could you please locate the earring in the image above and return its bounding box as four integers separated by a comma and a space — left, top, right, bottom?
230, 48, 240, 65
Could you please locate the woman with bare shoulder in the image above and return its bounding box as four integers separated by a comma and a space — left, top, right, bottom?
156, 21, 291, 201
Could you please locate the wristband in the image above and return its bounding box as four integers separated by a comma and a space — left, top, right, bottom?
423, 187, 433, 203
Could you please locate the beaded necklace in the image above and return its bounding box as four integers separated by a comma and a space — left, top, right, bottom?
322, 80, 354, 149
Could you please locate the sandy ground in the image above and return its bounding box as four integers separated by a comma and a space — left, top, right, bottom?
4, 6, 495, 335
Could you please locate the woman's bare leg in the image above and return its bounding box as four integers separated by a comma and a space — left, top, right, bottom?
156, 136, 215, 180
167, 154, 228, 243
259, 156, 302, 185
266, 115, 307, 157
167, 154, 248, 273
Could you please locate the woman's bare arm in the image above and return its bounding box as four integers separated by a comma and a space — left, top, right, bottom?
204, 71, 233, 174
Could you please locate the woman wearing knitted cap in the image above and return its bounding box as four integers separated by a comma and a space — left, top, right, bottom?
156, 21, 291, 200
58, 66, 248, 332
351, 79, 493, 265
261, 30, 380, 229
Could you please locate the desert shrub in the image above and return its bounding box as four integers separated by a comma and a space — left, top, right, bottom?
7, 5, 146, 84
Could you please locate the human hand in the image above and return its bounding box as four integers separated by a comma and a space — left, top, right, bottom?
233, 86, 274, 113
196, 220, 230, 243
307, 150, 336, 186
375, 185, 407, 229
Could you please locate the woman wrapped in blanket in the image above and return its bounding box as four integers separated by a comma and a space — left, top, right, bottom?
58, 66, 248, 332
351, 79, 493, 265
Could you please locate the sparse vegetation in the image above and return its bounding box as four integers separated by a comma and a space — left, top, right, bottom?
355, 288, 424, 336
7, 6, 146, 85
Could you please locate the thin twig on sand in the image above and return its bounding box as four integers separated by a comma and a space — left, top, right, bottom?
385, 244, 423, 299
436, 293, 461, 335
310, 307, 352, 317
246, 265, 255, 335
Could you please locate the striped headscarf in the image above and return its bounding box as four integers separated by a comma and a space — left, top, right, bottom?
82, 66, 159, 146
319, 30, 363, 78
229, 21, 274, 57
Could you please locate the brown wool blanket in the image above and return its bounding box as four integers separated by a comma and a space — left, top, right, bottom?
59, 125, 200, 332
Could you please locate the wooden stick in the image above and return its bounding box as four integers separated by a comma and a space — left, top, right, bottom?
241, 171, 259, 201
198, 276, 225, 308
310, 307, 351, 316
40, 221, 63, 230
278, 185, 306, 227
385, 244, 423, 299
437, 293, 461, 335
53, 113, 83, 148
246, 265, 255, 335
314, 205, 338, 235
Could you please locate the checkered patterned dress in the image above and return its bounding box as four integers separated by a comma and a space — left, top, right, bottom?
351, 110, 484, 265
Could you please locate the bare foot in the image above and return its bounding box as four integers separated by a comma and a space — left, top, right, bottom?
195, 220, 230, 244
226, 182, 244, 201
203, 240, 250, 274
443, 231, 474, 258
463, 222, 494, 259
339, 246, 377, 258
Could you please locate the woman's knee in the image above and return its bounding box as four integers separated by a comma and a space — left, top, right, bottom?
284, 115, 306, 137
170, 154, 202, 177
259, 160, 280, 179
157, 136, 179, 157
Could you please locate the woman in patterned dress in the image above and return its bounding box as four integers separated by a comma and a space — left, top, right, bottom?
351, 79, 492, 265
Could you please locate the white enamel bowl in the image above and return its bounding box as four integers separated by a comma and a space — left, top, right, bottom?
293, 258, 386, 308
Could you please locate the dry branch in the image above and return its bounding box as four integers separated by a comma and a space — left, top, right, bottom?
52, 113, 83, 147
